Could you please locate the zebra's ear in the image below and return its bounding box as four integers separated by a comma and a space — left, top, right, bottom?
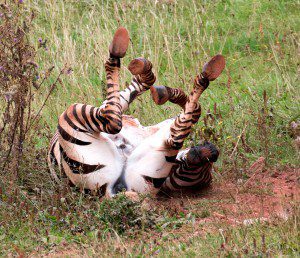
109, 27, 130, 58
202, 54, 225, 81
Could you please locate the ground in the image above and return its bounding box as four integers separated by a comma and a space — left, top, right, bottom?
165, 167, 299, 225
27, 164, 300, 257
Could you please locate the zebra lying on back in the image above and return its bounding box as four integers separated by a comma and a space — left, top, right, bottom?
48, 27, 225, 197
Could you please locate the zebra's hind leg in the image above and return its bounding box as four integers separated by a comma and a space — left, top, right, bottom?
166, 55, 225, 150
162, 142, 219, 192
58, 27, 131, 136
99, 27, 130, 134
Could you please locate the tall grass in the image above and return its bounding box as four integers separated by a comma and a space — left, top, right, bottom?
25, 0, 299, 171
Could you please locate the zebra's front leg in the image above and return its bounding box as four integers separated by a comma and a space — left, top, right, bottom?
150, 51, 226, 110
150, 85, 188, 109
118, 58, 156, 112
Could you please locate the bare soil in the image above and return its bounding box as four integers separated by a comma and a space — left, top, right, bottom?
155, 165, 300, 226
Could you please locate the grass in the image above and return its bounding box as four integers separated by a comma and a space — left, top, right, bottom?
1, 193, 299, 256
26, 0, 299, 169
0, 0, 300, 256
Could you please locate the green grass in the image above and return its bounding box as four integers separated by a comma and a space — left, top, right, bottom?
26, 0, 299, 169
0, 193, 299, 257
0, 0, 300, 256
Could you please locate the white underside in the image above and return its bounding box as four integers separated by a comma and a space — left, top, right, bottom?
60, 117, 180, 196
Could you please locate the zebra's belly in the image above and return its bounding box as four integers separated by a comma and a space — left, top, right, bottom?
55, 117, 175, 195
60, 124, 151, 191
124, 121, 178, 194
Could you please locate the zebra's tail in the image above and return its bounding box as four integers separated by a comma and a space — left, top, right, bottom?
47, 131, 62, 184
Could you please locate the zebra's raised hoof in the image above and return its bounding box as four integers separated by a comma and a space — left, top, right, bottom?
202, 54, 225, 81
150, 85, 170, 105
109, 27, 129, 58
128, 57, 153, 75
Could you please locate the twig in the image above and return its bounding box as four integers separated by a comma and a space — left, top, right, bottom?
229, 122, 248, 159
25, 68, 65, 134
2, 108, 19, 171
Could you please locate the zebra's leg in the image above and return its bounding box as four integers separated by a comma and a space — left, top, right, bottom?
98, 27, 130, 133
150, 85, 188, 109
162, 142, 219, 191
150, 85, 200, 125
58, 27, 130, 137
166, 55, 225, 150
49, 28, 130, 187
113, 58, 156, 112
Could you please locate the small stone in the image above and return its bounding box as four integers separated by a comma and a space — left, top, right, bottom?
271, 172, 280, 178
237, 179, 243, 184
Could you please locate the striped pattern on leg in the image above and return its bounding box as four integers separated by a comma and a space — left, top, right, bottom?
118, 58, 156, 112
101, 57, 122, 134
150, 85, 188, 109
166, 75, 208, 150
164, 54, 225, 150
166, 87, 188, 109
57, 57, 123, 137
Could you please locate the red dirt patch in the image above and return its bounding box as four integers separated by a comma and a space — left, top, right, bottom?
216, 167, 299, 224
153, 166, 299, 226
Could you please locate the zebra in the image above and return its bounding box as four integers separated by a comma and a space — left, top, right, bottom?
48, 27, 225, 197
